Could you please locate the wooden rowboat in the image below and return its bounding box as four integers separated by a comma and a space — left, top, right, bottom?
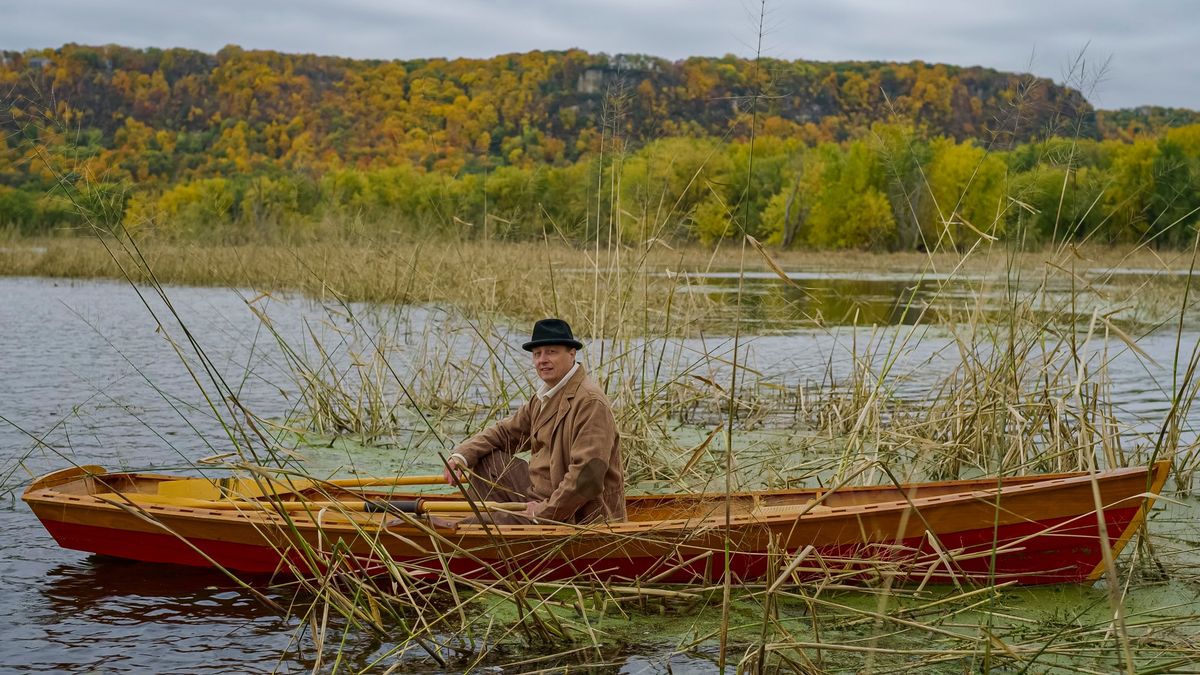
23, 462, 1169, 586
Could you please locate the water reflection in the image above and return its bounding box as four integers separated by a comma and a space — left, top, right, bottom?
39, 558, 282, 623
682, 274, 967, 327
680, 270, 1157, 328
13, 559, 298, 673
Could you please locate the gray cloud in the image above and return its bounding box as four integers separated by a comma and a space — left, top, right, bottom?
3, 0, 1195, 108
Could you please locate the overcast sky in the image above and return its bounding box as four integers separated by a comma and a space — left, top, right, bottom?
5, 0, 1197, 110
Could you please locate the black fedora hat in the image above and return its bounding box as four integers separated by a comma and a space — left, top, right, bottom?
522, 318, 583, 351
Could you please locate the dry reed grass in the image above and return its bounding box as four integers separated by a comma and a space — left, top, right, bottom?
0, 235, 1196, 331
12, 201, 1200, 675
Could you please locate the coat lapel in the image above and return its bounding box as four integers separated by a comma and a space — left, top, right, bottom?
550, 377, 578, 433
531, 367, 584, 438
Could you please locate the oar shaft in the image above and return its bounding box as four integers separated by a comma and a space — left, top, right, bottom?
327, 475, 446, 488
155, 473, 448, 500
362, 499, 527, 514
97, 492, 522, 514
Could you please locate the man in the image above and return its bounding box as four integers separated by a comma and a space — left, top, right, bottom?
438, 318, 625, 527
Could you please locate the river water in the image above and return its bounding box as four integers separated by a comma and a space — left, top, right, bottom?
1, 275, 1197, 672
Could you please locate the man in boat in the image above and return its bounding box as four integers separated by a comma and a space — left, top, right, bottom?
436, 318, 626, 527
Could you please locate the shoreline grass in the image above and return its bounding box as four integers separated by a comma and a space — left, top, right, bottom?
1, 234, 1196, 332
6, 233, 1200, 282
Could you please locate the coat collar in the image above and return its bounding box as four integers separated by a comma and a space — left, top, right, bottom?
533, 366, 586, 435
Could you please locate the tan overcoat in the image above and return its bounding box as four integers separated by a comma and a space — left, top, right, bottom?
454, 367, 626, 523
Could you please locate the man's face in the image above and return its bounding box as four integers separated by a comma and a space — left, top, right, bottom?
532, 345, 576, 386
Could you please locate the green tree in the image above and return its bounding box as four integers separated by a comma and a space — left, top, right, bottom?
804, 141, 897, 249
1147, 138, 1200, 247
1103, 139, 1160, 242
0, 187, 38, 230
918, 138, 1007, 250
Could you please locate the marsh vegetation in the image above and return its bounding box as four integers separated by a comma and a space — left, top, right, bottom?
6, 224, 1199, 672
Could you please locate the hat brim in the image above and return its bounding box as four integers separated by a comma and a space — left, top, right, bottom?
522, 338, 583, 352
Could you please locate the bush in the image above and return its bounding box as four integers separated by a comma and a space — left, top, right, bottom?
0, 187, 37, 230
127, 178, 238, 236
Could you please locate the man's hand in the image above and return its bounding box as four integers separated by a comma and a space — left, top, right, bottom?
443, 455, 468, 486
524, 501, 540, 520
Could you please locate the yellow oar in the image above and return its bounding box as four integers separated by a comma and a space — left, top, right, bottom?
156, 474, 446, 500
97, 491, 522, 514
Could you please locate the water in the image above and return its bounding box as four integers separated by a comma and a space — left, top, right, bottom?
675, 268, 1190, 328
1, 278, 303, 672
1, 275, 1197, 672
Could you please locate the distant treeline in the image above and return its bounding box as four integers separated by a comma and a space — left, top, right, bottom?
2, 44, 1199, 249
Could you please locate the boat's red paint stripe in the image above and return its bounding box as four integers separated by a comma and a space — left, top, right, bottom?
41, 518, 297, 574
896, 505, 1143, 585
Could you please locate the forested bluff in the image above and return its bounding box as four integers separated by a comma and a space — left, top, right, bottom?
2, 44, 1199, 249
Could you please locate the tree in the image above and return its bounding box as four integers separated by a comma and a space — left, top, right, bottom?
872, 123, 930, 250
918, 138, 1007, 250
1103, 138, 1160, 242
1147, 137, 1200, 247
0, 187, 37, 230
804, 141, 898, 250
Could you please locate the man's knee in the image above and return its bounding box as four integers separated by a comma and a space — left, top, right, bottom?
475, 451, 527, 480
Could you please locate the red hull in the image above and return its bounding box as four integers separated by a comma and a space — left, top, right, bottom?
38, 504, 1144, 586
